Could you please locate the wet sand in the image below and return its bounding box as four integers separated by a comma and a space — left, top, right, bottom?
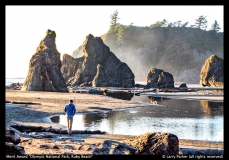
5, 90, 224, 155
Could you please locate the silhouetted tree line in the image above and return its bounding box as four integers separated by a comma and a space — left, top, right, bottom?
108, 10, 222, 47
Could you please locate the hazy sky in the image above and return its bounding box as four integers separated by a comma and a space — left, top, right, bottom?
6, 5, 224, 78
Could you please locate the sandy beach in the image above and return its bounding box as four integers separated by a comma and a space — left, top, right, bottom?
5, 89, 224, 155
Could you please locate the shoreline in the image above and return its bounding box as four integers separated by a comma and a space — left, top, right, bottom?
5, 90, 224, 155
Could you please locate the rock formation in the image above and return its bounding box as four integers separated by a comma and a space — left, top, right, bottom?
5, 83, 23, 90
146, 68, 174, 88
61, 34, 135, 88
21, 29, 68, 92
61, 54, 84, 82
179, 83, 188, 89
73, 27, 223, 84
200, 55, 224, 87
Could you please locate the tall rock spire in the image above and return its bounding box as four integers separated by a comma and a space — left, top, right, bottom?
21, 29, 68, 92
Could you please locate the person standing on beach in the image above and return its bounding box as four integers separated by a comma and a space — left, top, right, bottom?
64, 100, 76, 135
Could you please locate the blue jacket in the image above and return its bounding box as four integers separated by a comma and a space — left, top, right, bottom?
64, 103, 76, 118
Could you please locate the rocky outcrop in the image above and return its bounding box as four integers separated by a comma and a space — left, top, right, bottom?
146, 68, 174, 88
179, 83, 188, 89
200, 55, 224, 87
61, 34, 135, 88
5, 83, 23, 90
122, 132, 179, 155
21, 29, 68, 92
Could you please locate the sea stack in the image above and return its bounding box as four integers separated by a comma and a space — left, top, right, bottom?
61, 34, 135, 87
200, 54, 224, 87
21, 29, 68, 92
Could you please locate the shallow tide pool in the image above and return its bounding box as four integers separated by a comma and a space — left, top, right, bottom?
51, 96, 223, 142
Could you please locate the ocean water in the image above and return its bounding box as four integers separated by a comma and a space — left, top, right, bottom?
50, 96, 224, 142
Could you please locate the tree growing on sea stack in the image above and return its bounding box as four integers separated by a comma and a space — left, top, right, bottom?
21, 29, 68, 92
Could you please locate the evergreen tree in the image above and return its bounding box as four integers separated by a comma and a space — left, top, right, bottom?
195, 15, 208, 30
161, 19, 168, 27
211, 20, 221, 33
174, 20, 182, 27
182, 22, 189, 27
116, 25, 124, 47
168, 23, 174, 27
109, 10, 120, 33
149, 21, 163, 28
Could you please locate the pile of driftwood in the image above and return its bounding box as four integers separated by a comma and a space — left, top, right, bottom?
5, 129, 25, 155
9, 125, 106, 135
6, 125, 106, 155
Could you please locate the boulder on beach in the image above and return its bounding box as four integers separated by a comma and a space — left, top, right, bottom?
146, 68, 175, 88
200, 55, 224, 87
122, 132, 179, 155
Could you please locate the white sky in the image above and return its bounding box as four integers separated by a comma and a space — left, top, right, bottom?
5, 5, 224, 78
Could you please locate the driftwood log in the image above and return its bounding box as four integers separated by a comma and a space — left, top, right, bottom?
157, 88, 194, 93
10, 125, 106, 135
10, 101, 41, 105
8, 126, 32, 138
